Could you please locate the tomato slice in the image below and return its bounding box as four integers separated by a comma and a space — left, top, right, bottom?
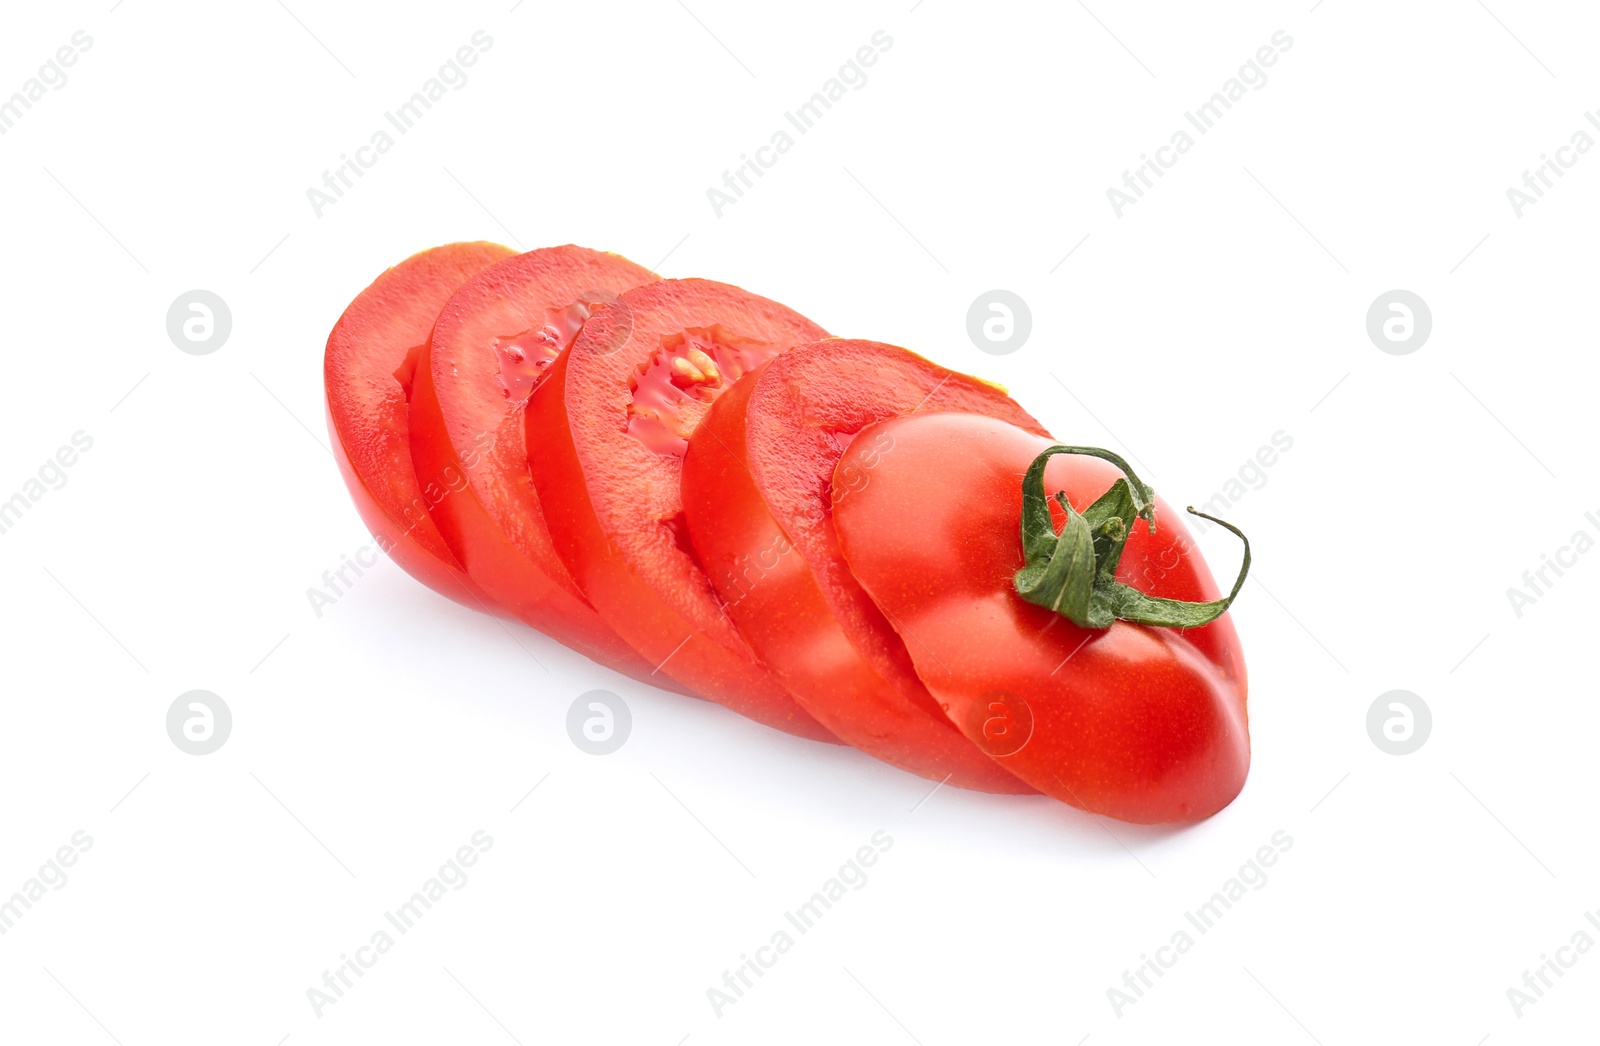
526, 278, 837, 741
681, 340, 1042, 792
325, 241, 516, 609
832, 413, 1250, 824
408, 246, 660, 673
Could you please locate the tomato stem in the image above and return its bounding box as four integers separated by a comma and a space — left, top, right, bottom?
1013, 446, 1251, 630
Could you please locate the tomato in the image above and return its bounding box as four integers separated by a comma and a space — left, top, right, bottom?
408, 245, 661, 673
526, 279, 837, 741
831, 412, 1250, 824
681, 340, 1041, 792
325, 241, 515, 610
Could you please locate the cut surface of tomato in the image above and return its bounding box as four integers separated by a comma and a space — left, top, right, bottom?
324, 241, 515, 609
408, 245, 659, 671
526, 278, 837, 741
832, 413, 1250, 824
681, 340, 1043, 792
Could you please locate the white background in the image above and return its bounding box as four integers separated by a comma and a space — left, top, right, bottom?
1, 0, 1596, 1042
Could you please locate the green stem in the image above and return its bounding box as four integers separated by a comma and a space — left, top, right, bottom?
1012, 446, 1250, 630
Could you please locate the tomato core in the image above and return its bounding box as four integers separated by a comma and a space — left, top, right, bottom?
626, 326, 779, 457
495, 301, 593, 402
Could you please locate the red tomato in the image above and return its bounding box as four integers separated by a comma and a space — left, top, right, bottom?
832, 413, 1250, 824
681, 340, 1040, 792
526, 279, 837, 742
408, 246, 661, 673
324, 241, 515, 610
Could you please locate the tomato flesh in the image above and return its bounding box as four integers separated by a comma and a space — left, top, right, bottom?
527, 279, 837, 741
832, 413, 1250, 824
408, 246, 661, 673
324, 241, 515, 609
681, 340, 1045, 792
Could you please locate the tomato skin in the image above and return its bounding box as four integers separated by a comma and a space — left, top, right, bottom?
324, 242, 515, 611
832, 413, 1249, 824
326, 412, 492, 608
681, 341, 1039, 792
407, 246, 661, 674
526, 279, 839, 742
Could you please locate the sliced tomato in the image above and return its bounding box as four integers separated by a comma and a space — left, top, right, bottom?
526, 279, 837, 741
680, 340, 1041, 792
832, 413, 1249, 824
325, 241, 515, 609
408, 246, 660, 673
